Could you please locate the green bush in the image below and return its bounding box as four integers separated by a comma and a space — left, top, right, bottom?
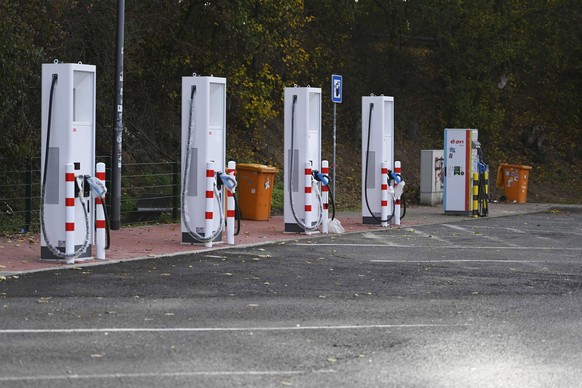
270, 181, 284, 215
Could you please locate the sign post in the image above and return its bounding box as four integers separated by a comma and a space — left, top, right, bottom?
331, 74, 342, 197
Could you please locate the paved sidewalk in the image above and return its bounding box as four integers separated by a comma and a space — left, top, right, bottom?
0, 203, 560, 275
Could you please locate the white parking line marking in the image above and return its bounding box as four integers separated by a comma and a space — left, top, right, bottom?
294, 243, 582, 251
0, 369, 336, 382
403, 227, 451, 244
475, 226, 527, 234
361, 232, 402, 246
298, 243, 410, 247
443, 224, 520, 247
371, 259, 550, 263
0, 323, 464, 335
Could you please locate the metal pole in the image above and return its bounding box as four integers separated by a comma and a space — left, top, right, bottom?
110, 0, 125, 230
25, 158, 33, 232
333, 103, 337, 199
172, 161, 179, 222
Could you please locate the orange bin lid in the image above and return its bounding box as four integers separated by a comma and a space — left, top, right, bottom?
237, 163, 278, 173
500, 163, 532, 170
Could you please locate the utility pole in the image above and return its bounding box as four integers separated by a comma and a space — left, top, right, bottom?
111, 0, 125, 230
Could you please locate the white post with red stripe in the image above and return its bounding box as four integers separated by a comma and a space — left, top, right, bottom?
226, 161, 236, 245
394, 160, 402, 226
65, 163, 76, 264
381, 161, 389, 227
321, 160, 329, 234
205, 161, 215, 247
95, 162, 106, 260
304, 162, 313, 232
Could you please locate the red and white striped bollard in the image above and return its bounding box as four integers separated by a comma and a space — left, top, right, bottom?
65, 163, 76, 264
394, 160, 401, 226
95, 162, 106, 260
321, 160, 329, 234
381, 161, 389, 227
304, 161, 313, 233
205, 161, 215, 247
226, 161, 236, 245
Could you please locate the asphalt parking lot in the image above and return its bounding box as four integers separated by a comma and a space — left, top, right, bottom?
1, 207, 582, 387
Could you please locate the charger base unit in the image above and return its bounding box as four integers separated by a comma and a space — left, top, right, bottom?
283, 87, 322, 233
420, 149, 445, 206
40, 63, 96, 261
361, 96, 394, 225
181, 76, 226, 243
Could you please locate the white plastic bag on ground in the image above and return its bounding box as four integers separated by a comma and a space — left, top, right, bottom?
328, 218, 345, 234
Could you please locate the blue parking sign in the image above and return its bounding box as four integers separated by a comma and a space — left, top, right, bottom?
331, 75, 342, 103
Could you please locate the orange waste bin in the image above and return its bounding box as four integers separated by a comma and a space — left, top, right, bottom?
236, 163, 278, 220
496, 164, 532, 203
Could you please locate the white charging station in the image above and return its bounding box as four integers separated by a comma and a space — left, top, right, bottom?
443, 128, 479, 215
284, 86, 322, 233
420, 149, 445, 205
40, 62, 96, 261
181, 75, 226, 244
361, 95, 394, 224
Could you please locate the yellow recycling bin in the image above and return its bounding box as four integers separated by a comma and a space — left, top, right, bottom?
496, 164, 532, 203
236, 163, 278, 220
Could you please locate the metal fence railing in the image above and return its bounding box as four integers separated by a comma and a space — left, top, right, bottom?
0, 158, 40, 234
0, 158, 180, 235
119, 161, 180, 225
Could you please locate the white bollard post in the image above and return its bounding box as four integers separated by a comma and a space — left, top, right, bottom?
321, 160, 329, 234
65, 163, 75, 264
394, 160, 401, 226
95, 162, 106, 260
381, 161, 389, 227
205, 161, 215, 248
226, 161, 236, 245
304, 161, 313, 233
